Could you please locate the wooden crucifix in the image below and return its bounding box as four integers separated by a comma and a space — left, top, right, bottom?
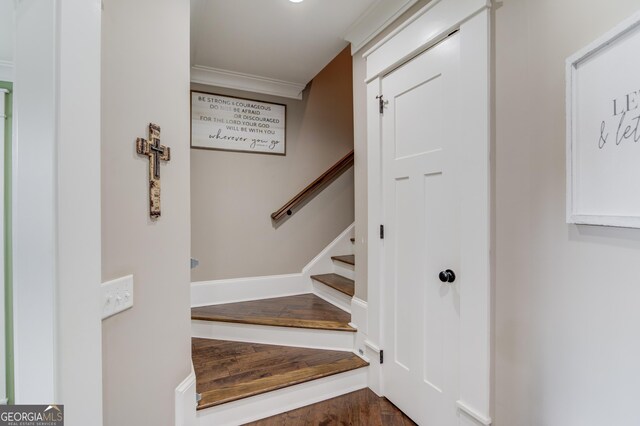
136, 123, 171, 218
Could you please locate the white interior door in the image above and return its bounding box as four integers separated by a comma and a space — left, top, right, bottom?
382, 32, 462, 426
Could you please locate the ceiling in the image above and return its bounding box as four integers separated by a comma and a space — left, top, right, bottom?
190, 0, 380, 95
2, 0, 417, 94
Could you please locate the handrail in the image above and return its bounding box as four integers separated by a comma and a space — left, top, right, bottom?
271, 150, 354, 221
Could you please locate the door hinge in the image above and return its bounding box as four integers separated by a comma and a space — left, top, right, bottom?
380, 224, 384, 239
379, 350, 384, 364
376, 95, 385, 114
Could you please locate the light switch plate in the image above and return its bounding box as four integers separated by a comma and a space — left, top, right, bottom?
101, 275, 134, 319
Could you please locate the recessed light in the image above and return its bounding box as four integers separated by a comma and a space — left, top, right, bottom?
289, 0, 304, 3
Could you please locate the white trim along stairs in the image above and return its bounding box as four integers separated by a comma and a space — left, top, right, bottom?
188, 224, 376, 426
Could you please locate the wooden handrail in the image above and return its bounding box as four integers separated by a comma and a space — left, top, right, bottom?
271, 150, 354, 221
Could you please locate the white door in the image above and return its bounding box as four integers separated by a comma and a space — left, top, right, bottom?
382, 32, 462, 426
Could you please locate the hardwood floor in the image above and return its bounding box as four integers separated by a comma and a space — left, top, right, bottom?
243, 388, 417, 426
191, 294, 355, 331
193, 338, 369, 410
311, 273, 355, 297
331, 254, 355, 266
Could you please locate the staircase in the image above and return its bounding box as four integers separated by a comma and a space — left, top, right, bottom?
191, 227, 367, 425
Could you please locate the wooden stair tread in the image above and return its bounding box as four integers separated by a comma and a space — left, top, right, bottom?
311, 273, 355, 297
193, 338, 369, 410
244, 389, 417, 425
332, 254, 355, 266
191, 294, 355, 332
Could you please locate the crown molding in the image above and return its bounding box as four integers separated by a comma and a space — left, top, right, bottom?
0, 61, 14, 82
191, 65, 306, 100
344, 0, 419, 55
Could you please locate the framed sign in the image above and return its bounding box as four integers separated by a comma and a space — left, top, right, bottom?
191, 91, 286, 155
566, 10, 640, 228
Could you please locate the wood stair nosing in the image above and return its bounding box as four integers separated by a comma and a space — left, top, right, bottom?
193, 338, 369, 410
191, 294, 355, 332
310, 273, 355, 298
331, 254, 355, 266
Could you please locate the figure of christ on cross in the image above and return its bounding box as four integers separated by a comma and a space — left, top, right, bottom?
136, 123, 171, 218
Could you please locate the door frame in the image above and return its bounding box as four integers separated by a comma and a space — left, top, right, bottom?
363, 0, 492, 424
12, 0, 103, 419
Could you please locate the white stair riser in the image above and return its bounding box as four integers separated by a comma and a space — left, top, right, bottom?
192, 320, 355, 351
311, 280, 352, 313
333, 262, 355, 280
196, 367, 368, 426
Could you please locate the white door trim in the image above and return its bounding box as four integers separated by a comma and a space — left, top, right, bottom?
0, 88, 7, 405
364, 0, 492, 423
13, 0, 103, 419
363, 0, 490, 82
175, 363, 197, 426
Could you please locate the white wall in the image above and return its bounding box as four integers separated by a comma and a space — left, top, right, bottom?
494, 1, 640, 425
56, 0, 104, 423
0, 0, 13, 81
13, 0, 103, 422
13, 0, 57, 403
101, 0, 192, 424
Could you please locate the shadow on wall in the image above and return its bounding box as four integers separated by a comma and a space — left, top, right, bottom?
569, 224, 640, 248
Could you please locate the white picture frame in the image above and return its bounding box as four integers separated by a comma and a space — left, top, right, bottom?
566, 10, 640, 228
191, 91, 286, 156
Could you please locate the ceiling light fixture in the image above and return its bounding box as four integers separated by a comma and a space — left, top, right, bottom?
289, 0, 304, 3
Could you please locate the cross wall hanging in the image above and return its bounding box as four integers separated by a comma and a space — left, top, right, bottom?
136, 123, 171, 218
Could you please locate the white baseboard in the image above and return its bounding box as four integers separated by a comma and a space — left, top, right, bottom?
196, 367, 368, 426
350, 297, 368, 334
191, 320, 355, 351
191, 273, 309, 307
364, 342, 383, 396
348, 297, 383, 395
175, 363, 197, 426
456, 400, 493, 425
191, 224, 355, 307
302, 224, 355, 277
350, 297, 369, 358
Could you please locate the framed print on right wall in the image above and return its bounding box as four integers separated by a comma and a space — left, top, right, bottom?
566, 9, 640, 228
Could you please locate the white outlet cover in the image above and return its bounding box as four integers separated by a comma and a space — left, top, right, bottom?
101, 275, 134, 320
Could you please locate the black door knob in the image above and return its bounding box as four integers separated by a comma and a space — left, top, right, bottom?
439, 269, 456, 283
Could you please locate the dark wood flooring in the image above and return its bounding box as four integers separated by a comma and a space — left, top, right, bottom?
331, 254, 355, 266
311, 273, 355, 297
243, 388, 417, 426
191, 294, 355, 332
193, 338, 369, 410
